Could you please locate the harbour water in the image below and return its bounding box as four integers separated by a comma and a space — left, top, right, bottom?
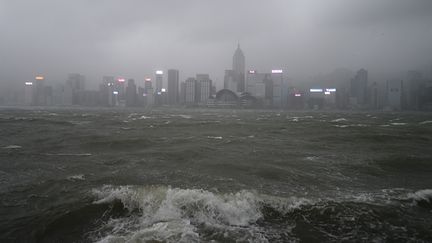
0, 108, 431, 242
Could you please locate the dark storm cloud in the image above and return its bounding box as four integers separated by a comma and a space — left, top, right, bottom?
1, 0, 431, 89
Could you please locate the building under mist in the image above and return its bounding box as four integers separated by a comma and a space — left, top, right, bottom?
224, 44, 245, 93
196, 74, 212, 104
350, 69, 368, 107
386, 80, 403, 110
167, 69, 179, 105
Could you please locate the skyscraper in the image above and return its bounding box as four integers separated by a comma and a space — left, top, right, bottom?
196, 74, 212, 103
125, 79, 137, 107
224, 70, 237, 92
155, 70, 163, 92
185, 78, 197, 104
167, 69, 179, 105
271, 70, 284, 108
246, 71, 266, 98
386, 80, 403, 110
406, 70, 423, 110
24, 81, 34, 105
66, 73, 86, 105
224, 44, 246, 93
101, 76, 116, 106
34, 76, 46, 106
232, 43, 245, 92
144, 78, 153, 94
350, 69, 368, 105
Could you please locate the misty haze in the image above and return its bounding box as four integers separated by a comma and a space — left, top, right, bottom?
1, 0, 432, 242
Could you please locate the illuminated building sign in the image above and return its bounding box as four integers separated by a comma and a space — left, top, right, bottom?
117, 78, 125, 83
113, 91, 119, 95
294, 93, 302, 97
324, 91, 331, 95
271, 69, 283, 74
310, 89, 323, 93
145, 78, 151, 81
156, 70, 163, 75
25, 82, 33, 86
248, 70, 256, 74
35, 76, 44, 80
326, 88, 337, 92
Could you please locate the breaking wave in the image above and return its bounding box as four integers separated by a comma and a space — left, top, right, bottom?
90, 185, 310, 242
408, 189, 432, 208
85, 186, 432, 242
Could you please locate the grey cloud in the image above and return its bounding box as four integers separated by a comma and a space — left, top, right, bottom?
1, 0, 431, 90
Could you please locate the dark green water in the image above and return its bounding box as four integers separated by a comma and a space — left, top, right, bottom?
0, 108, 432, 242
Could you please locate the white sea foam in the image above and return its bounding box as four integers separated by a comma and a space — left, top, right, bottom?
172, 114, 192, 119
67, 174, 85, 181
334, 124, 369, 128
419, 120, 432, 125
304, 156, 319, 161
91, 185, 311, 242
2, 145, 22, 149
138, 116, 153, 120
45, 153, 92, 156
331, 118, 347, 122
207, 136, 223, 140
390, 123, 407, 126
70, 120, 91, 125
408, 189, 432, 205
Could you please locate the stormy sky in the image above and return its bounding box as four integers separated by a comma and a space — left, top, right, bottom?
1, 0, 432, 89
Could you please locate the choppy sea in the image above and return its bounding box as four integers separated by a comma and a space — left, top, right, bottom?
0, 107, 431, 242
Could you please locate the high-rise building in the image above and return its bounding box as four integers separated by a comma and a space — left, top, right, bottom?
66, 73, 86, 105
350, 69, 368, 105
101, 76, 116, 106
271, 70, 284, 108
23, 81, 34, 105
405, 71, 423, 110
196, 74, 212, 103
33, 76, 46, 106
180, 82, 186, 104
232, 44, 245, 92
224, 44, 246, 93
368, 82, 379, 109
224, 70, 237, 93
144, 78, 153, 94
167, 69, 179, 105
145, 87, 155, 107
115, 77, 126, 101
155, 70, 163, 92
246, 71, 266, 98
386, 80, 403, 110
185, 78, 197, 104
246, 70, 282, 107
126, 79, 137, 107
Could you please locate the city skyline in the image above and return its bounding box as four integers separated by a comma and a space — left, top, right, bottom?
1, 0, 432, 89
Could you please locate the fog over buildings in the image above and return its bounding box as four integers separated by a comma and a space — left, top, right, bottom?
1, 0, 432, 91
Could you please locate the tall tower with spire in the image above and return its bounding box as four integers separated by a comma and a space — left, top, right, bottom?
232, 43, 245, 92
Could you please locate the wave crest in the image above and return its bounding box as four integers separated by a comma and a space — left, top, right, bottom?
91, 185, 310, 242
408, 189, 432, 208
